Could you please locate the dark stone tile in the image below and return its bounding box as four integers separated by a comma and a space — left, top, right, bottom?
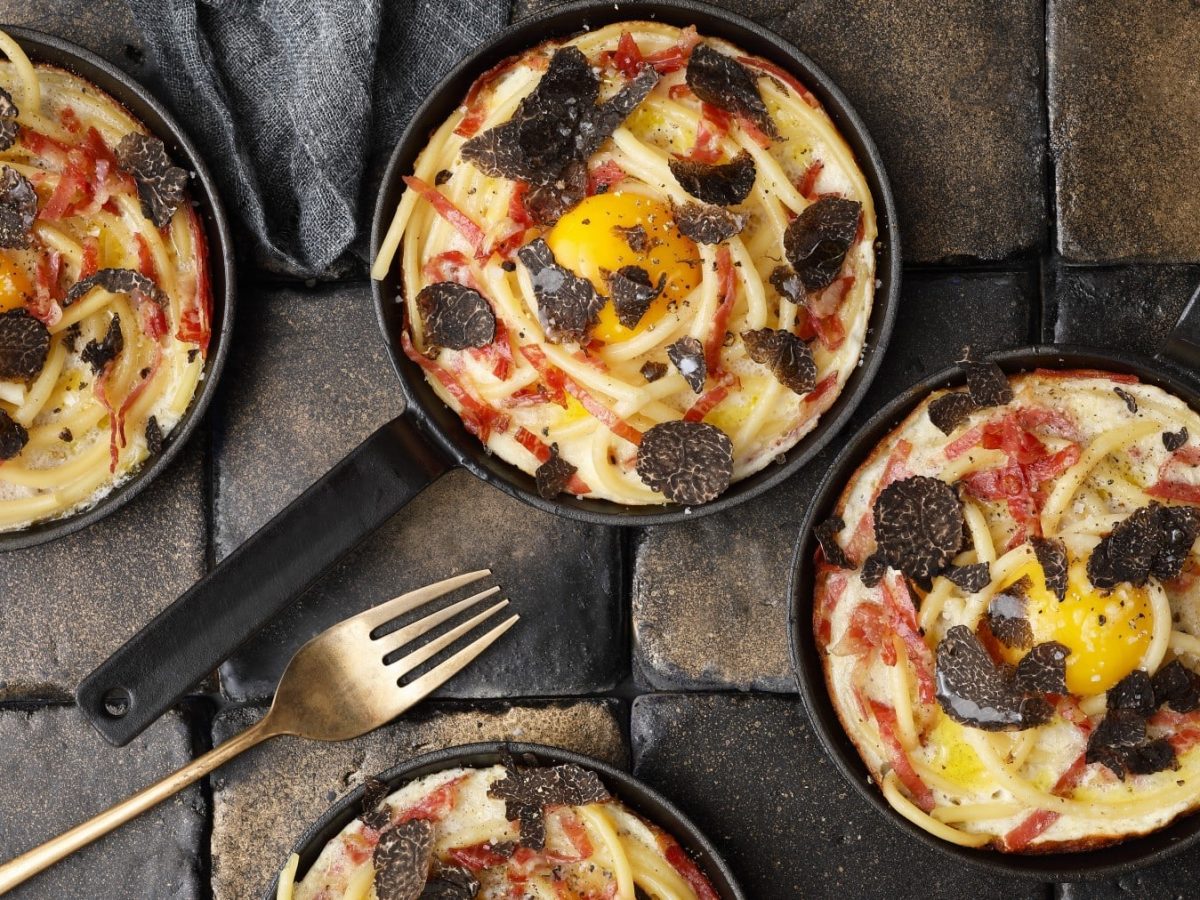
516, 0, 1047, 263
210, 698, 627, 898
0, 0, 149, 76
1061, 865, 1200, 900
1050, 1, 1200, 263
213, 283, 626, 701
632, 270, 1034, 691
0, 705, 203, 898
631, 693, 1045, 899
0, 441, 207, 700
1047, 264, 1200, 358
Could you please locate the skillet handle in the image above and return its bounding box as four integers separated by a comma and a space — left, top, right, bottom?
1162, 281, 1200, 371
76, 413, 452, 746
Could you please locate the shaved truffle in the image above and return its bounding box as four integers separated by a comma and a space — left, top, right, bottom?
360, 776, 394, 832
636, 420, 733, 506
0, 166, 36, 249
860, 552, 887, 588
962, 359, 1013, 408
685, 44, 780, 140
987, 577, 1033, 649
614, 224, 649, 253
81, 314, 125, 375
1108, 670, 1156, 717
672, 201, 745, 244
145, 416, 164, 455
815, 516, 852, 569
578, 66, 660, 158
417, 282, 496, 350
488, 760, 610, 850
609, 265, 663, 329
1164, 427, 1189, 452
115, 133, 188, 228
769, 265, 803, 303
669, 152, 756, 206
928, 391, 977, 435
640, 360, 667, 382
518, 239, 604, 343
65, 268, 168, 310
0, 310, 50, 381
1086, 708, 1177, 779
0, 408, 28, 460
1088, 503, 1200, 588
783, 198, 861, 293
873, 476, 964, 588
945, 562, 990, 593
1153, 660, 1200, 713
373, 818, 433, 900
936, 625, 1044, 731
1114, 386, 1138, 414
535, 444, 577, 500
667, 336, 707, 393
524, 159, 588, 226
0, 88, 17, 152
419, 865, 479, 900
1013, 641, 1069, 694
742, 328, 816, 395
1031, 537, 1068, 601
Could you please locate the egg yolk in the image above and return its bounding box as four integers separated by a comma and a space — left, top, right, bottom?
928, 710, 987, 789
545, 192, 701, 344
997, 556, 1153, 696
0, 253, 31, 313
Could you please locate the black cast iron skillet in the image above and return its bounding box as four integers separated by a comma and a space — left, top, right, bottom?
76, 0, 900, 745
0, 27, 235, 552
789, 287, 1200, 880
263, 742, 747, 899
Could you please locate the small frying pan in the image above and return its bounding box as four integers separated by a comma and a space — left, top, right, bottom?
76, 0, 900, 745
789, 286, 1200, 879
0, 28, 235, 552
264, 741, 747, 899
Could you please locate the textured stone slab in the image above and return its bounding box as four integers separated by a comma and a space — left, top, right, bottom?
210, 698, 627, 899
1060, 864, 1200, 900
632, 270, 1035, 691
516, 0, 1046, 263
631, 693, 1045, 899
213, 283, 626, 701
1046, 264, 1200, 358
0, 441, 207, 700
0, 705, 203, 899
1050, 0, 1200, 263
0, 0, 149, 76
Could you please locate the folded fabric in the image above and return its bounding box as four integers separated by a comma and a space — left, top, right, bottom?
127, 0, 510, 278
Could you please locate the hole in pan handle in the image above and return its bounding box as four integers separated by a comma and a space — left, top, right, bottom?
1162, 281, 1200, 372
75, 412, 453, 747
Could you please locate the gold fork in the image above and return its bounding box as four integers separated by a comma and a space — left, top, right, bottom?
0, 569, 517, 894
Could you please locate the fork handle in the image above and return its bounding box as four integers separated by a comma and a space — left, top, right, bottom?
77, 414, 452, 747
0, 717, 275, 894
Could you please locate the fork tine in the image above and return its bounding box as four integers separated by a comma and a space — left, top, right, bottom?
386, 599, 510, 678
392, 614, 520, 706
354, 569, 492, 631
372, 586, 501, 657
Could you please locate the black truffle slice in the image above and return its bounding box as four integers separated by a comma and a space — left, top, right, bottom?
615, 224, 649, 253
1013, 641, 1069, 694
962, 359, 1013, 408
741, 328, 817, 395
360, 775, 393, 832
685, 44, 781, 140
667, 336, 707, 393
1108, 670, 1156, 717
1124, 739, 1178, 776
518, 239, 604, 343
525, 158, 589, 227
115, 133, 188, 228
0, 88, 17, 152
928, 391, 977, 435
987, 577, 1033, 650
636, 420, 734, 506
577, 65, 660, 158
1088, 503, 1200, 588
1151, 505, 1200, 582
1031, 536, 1068, 602
1114, 386, 1138, 414
1164, 427, 1189, 452
0, 408, 28, 460
672, 201, 745, 244
640, 360, 667, 382
860, 552, 887, 588
944, 562, 990, 593
669, 152, 756, 206
145, 416, 164, 455
935, 625, 1033, 731
783, 198, 861, 293
0, 166, 37, 250
0, 310, 50, 381
769, 265, 803, 303
815, 516, 852, 569
535, 444, 577, 500
373, 818, 433, 900
1085, 707, 1177, 779
873, 476, 964, 588
65, 268, 168, 310
1153, 659, 1200, 713
488, 761, 611, 850
81, 314, 125, 375
416, 282, 496, 351
419, 865, 480, 900
609, 265, 664, 329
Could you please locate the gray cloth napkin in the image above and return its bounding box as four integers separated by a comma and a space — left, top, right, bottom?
125, 0, 510, 278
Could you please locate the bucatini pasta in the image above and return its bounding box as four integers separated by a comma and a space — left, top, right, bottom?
0, 30, 212, 532
372, 22, 876, 506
